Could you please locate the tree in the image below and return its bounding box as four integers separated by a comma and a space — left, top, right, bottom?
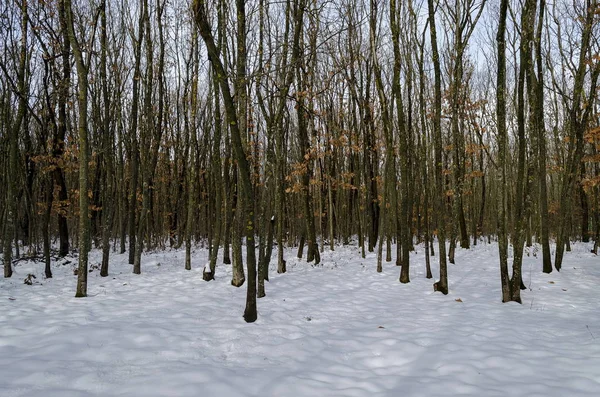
193, 0, 258, 323
127, 0, 145, 266
445, 0, 487, 252
2, 0, 29, 278
553, 0, 600, 271
100, 0, 114, 278
530, 0, 552, 273
429, 0, 449, 295
390, 0, 412, 283
62, 0, 91, 297
496, 0, 514, 302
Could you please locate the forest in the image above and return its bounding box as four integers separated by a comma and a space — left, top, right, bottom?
0, 0, 599, 326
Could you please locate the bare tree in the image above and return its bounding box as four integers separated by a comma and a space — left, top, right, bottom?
193, 0, 258, 322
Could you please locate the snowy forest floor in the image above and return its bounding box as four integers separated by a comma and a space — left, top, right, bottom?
1, 240, 599, 397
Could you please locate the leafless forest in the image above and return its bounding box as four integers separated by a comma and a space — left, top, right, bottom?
1, 0, 599, 321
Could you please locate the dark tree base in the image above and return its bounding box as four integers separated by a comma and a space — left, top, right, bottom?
433, 281, 448, 295
277, 260, 286, 274
399, 269, 410, 284
243, 308, 257, 323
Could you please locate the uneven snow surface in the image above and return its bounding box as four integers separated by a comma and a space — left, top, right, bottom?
1, 242, 599, 396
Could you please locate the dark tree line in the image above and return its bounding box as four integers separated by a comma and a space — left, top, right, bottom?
1, 0, 599, 321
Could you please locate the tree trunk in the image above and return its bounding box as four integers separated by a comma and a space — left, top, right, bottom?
128, 0, 145, 266
204, 75, 224, 281
55, 3, 71, 258
428, 0, 448, 294
554, 1, 598, 271
295, 5, 320, 265
231, 168, 245, 287
185, 29, 200, 272
100, 0, 113, 278
389, 0, 410, 283
133, 0, 154, 275
496, 0, 511, 302
63, 0, 91, 297
193, 0, 258, 323
222, 142, 233, 265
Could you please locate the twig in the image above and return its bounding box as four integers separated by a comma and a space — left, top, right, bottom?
587, 325, 595, 340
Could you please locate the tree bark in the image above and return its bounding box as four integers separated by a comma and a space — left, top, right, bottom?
63, 0, 90, 297
193, 0, 258, 322
3, 0, 29, 279
554, 0, 599, 270
428, 0, 448, 294
100, 0, 113, 278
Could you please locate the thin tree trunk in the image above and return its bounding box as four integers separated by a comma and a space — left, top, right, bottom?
389, 0, 410, 284
128, 0, 145, 265
63, 0, 90, 297
193, 0, 258, 322
295, 8, 320, 265
496, 0, 511, 302
100, 0, 113, 278
554, 0, 599, 271
133, 0, 153, 275
222, 142, 233, 265
231, 167, 245, 286
204, 74, 223, 281
55, 3, 71, 258
429, 0, 448, 294
185, 29, 199, 271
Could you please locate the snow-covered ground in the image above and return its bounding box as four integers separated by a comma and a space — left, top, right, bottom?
1, 241, 599, 397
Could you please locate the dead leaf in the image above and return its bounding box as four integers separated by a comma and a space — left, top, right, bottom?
378, 326, 385, 329
8, 297, 16, 301
562, 288, 567, 291
548, 281, 555, 284
455, 298, 463, 302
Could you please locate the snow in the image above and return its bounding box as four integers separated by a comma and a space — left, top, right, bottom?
1, 241, 599, 397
